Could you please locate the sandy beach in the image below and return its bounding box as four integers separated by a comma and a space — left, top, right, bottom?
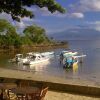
0, 68, 99, 87
45, 91, 100, 100
0, 68, 100, 98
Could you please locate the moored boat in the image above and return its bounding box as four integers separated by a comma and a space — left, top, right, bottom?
23, 53, 50, 65
10, 54, 23, 62
41, 51, 54, 57
59, 50, 78, 64
59, 50, 86, 68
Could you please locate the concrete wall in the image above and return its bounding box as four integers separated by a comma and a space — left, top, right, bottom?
42, 81, 100, 97
0, 77, 100, 97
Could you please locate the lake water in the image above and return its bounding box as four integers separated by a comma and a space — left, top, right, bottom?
0, 38, 100, 84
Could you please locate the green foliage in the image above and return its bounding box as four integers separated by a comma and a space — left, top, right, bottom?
13, 35, 22, 48
0, 19, 22, 48
23, 25, 50, 44
0, 19, 51, 49
0, 19, 17, 35
21, 36, 33, 45
0, 0, 65, 21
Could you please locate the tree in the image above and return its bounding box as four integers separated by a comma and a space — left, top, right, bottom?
23, 25, 49, 43
0, 0, 65, 22
21, 36, 33, 45
0, 19, 17, 35
0, 19, 22, 47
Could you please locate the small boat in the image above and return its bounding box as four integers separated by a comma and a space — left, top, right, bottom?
23, 53, 50, 65
9, 52, 36, 63
63, 52, 78, 57
9, 54, 23, 62
60, 50, 86, 68
41, 51, 54, 57
22, 51, 54, 63
10, 51, 54, 64
22, 52, 35, 63
63, 56, 78, 68
59, 51, 78, 64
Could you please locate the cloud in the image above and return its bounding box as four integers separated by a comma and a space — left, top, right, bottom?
25, 6, 38, 12
46, 20, 100, 35
92, 21, 100, 31
40, 7, 85, 19
0, 13, 9, 19
0, 12, 42, 28
15, 21, 26, 29
0, 13, 12, 22
40, 7, 67, 18
80, 0, 100, 11
22, 17, 42, 23
46, 27, 67, 34
70, 13, 84, 18
46, 25, 81, 34
0, 13, 27, 29
70, 0, 100, 12
86, 21, 100, 31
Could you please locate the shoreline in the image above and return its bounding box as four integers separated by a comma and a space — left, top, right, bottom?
0, 68, 100, 97
0, 43, 68, 53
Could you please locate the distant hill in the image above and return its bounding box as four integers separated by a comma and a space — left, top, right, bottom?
48, 28, 100, 41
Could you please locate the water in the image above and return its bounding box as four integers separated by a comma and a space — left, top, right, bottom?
68, 39, 100, 83
0, 38, 100, 84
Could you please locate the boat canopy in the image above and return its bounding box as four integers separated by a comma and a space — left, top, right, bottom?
63, 52, 78, 58
15, 54, 23, 57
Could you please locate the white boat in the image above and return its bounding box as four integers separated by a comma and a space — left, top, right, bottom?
10, 51, 54, 63
60, 50, 86, 68
63, 51, 78, 57
10, 54, 23, 62
41, 51, 54, 56
10, 52, 36, 63
22, 51, 54, 63
22, 52, 35, 63
73, 55, 86, 58
63, 56, 79, 68
23, 53, 50, 65
59, 51, 78, 63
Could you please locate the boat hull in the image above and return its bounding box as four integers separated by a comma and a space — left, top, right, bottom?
23, 58, 50, 65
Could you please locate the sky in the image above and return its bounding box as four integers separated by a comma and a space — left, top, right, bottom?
0, 0, 100, 37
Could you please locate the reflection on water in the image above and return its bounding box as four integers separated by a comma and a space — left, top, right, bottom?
29, 61, 51, 72
15, 61, 51, 72
0, 51, 87, 80
73, 63, 78, 73
17, 62, 30, 71
0, 38, 100, 83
